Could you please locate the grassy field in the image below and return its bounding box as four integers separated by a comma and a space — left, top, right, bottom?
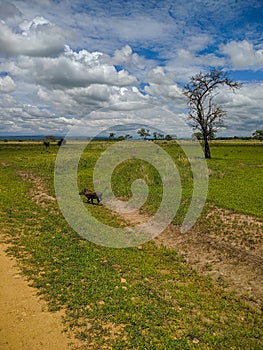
0, 140, 262, 349
206, 141, 263, 217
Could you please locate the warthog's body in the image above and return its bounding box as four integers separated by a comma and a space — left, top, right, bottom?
79, 188, 102, 204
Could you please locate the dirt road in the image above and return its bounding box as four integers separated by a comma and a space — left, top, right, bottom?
0, 244, 74, 350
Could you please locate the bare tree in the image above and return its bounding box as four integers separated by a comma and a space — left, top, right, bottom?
183, 68, 240, 158
137, 128, 151, 140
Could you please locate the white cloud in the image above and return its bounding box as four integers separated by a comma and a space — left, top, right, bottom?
165, 49, 225, 82
112, 45, 148, 69
0, 75, 16, 93
145, 67, 185, 103
37, 82, 150, 119
110, 16, 168, 42
221, 40, 263, 70
147, 67, 175, 85
184, 34, 212, 53
0, 17, 65, 57
6, 47, 137, 89
211, 83, 263, 136
113, 45, 133, 64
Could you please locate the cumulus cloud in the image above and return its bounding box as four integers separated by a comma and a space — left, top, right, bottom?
112, 45, 148, 69
0, 98, 72, 135
113, 45, 133, 64
145, 67, 184, 103
221, 40, 263, 70
0, 16, 65, 57
0, 75, 16, 93
37, 83, 149, 119
208, 83, 263, 136
5, 45, 137, 90
165, 49, 225, 83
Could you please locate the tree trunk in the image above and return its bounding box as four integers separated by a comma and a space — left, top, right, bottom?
204, 137, 211, 159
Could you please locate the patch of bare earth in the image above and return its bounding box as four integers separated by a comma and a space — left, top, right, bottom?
113, 202, 263, 308
16, 170, 56, 208
157, 215, 262, 307
0, 244, 76, 350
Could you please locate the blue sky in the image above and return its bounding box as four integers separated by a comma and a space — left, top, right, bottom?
0, 0, 262, 136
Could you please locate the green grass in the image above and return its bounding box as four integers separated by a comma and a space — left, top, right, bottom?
0, 141, 262, 349
77, 140, 263, 220
207, 141, 263, 217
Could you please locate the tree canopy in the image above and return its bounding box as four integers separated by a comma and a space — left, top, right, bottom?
137, 128, 151, 140
252, 130, 263, 141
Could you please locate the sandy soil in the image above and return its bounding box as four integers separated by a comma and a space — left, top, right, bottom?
0, 244, 75, 350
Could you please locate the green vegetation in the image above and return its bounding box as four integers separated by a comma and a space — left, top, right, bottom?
207, 141, 263, 217
252, 130, 263, 141
0, 140, 262, 349
94, 140, 263, 218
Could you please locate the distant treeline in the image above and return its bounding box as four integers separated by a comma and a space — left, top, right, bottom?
216, 136, 257, 140
0, 135, 65, 141
0, 135, 261, 142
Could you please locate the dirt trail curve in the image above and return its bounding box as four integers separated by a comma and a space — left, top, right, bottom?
156, 223, 263, 306
114, 201, 263, 307
15, 166, 263, 307
0, 244, 75, 350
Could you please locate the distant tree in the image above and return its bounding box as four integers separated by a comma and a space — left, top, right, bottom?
117, 135, 125, 141
46, 135, 55, 142
153, 131, 158, 140
252, 130, 263, 141
124, 134, 133, 139
192, 132, 203, 140
157, 133, 164, 140
165, 134, 173, 140
208, 131, 216, 140
192, 131, 216, 140
109, 132, 115, 140
183, 68, 240, 158
137, 128, 150, 140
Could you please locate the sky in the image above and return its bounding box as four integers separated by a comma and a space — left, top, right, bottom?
0, 0, 262, 137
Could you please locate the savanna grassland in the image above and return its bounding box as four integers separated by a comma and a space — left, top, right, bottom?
0, 140, 262, 349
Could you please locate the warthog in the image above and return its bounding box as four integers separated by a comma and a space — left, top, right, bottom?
79, 188, 102, 204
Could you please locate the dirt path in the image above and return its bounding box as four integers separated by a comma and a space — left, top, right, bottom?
111, 201, 263, 308
156, 222, 263, 306
0, 244, 74, 350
